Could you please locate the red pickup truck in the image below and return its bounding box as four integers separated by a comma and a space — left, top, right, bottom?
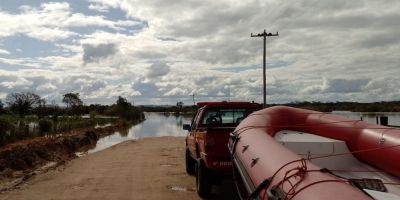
183, 101, 262, 197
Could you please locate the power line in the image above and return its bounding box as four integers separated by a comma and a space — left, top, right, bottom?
251, 29, 279, 108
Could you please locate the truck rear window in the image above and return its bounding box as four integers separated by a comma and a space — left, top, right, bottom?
201, 108, 256, 126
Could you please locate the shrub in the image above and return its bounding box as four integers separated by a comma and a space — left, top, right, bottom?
38, 119, 53, 135
89, 111, 97, 119
0, 117, 14, 145
0, 117, 13, 131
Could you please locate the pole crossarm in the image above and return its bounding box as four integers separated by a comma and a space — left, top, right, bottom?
251, 30, 279, 37
250, 29, 279, 108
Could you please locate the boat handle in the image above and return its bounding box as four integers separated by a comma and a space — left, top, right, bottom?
242, 145, 249, 153
250, 158, 259, 168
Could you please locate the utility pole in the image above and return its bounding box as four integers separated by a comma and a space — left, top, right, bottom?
227, 85, 230, 101
251, 30, 278, 108
191, 94, 196, 105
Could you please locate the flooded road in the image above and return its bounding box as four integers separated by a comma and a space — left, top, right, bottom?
86, 111, 400, 154
87, 112, 192, 153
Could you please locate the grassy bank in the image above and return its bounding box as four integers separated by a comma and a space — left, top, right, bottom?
0, 115, 119, 147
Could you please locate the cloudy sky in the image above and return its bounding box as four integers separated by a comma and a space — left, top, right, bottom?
0, 0, 399, 105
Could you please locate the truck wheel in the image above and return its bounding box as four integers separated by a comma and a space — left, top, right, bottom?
185, 147, 196, 175
196, 159, 212, 198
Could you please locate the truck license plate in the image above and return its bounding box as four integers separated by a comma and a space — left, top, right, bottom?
213, 161, 232, 166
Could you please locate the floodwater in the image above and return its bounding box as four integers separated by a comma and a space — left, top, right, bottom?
87, 112, 192, 153
84, 111, 400, 154
332, 111, 400, 126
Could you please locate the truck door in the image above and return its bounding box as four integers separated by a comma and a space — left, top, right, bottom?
187, 108, 203, 158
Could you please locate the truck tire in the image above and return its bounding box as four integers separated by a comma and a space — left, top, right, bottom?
185, 147, 196, 175
196, 159, 212, 198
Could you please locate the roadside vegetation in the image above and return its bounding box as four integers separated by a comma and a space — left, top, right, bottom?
280, 101, 400, 112
140, 101, 197, 114
140, 101, 400, 113
0, 93, 144, 147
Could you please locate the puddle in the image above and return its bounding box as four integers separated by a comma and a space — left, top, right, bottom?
167, 185, 195, 192
94, 123, 112, 128
75, 151, 88, 157
37, 162, 58, 171
160, 163, 178, 167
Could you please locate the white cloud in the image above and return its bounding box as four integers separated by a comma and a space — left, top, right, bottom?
0, 2, 141, 42
88, 3, 110, 13
0, 49, 10, 55
1, 0, 400, 105
164, 87, 188, 97
26, 28, 78, 42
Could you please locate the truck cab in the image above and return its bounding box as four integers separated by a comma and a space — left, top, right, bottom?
183, 101, 261, 197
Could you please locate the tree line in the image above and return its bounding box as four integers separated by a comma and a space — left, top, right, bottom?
0, 92, 144, 146
0, 92, 84, 117
0, 92, 144, 121
139, 101, 400, 113
278, 101, 400, 112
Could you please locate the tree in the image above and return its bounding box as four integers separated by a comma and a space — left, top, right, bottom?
105, 96, 143, 121
176, 101, 184, 113
62, 93, 83, 108
0, 100, 5, 114
116, 96, 132, 109
36, 98, 47, 118
116, 96, 132, 117
6, 92, 42, 117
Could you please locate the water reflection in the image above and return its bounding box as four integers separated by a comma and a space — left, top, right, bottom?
129, 112, 192, 138
85, 111, 400, 154
87, 112, 192, 153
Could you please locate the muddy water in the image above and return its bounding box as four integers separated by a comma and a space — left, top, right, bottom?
83, 111, 400, 154
86, 112, 192, 153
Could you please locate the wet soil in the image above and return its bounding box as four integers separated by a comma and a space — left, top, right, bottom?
0, 123, 135, 191
0, 137, 238, 200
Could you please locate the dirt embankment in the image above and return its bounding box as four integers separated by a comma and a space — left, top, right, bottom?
0, 123, 136, 191
0, 137, 199, 200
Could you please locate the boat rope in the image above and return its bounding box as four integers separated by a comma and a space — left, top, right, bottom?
265, 161, 358, 200
281, 174, 400, 200
285, 179, 347, 200
260, 143, 400, 200
246, 158, 306, 200
309, 143, 400, 160
318, 168, 400, 187
246, 160, 400, 200
276, 159, 309, 199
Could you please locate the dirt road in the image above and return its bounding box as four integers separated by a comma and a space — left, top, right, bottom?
0, 137, 238, 200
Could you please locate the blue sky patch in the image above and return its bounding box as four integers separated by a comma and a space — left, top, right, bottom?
0, 62, 30, 71
1, 35, 62, 58
0, 0, 63, 13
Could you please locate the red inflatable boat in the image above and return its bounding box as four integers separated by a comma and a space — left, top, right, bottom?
229, 106, 400, 200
